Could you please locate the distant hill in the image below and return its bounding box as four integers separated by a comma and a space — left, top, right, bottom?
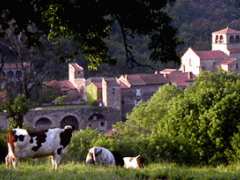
169, 0, 240, 52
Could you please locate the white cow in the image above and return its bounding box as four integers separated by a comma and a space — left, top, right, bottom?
85, 146, 116, 166
5, 126, 73, 170
123, 155, 144, 169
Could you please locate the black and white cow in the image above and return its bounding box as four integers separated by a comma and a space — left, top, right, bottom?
5, 126, 73, 169
85, 146, 116, 166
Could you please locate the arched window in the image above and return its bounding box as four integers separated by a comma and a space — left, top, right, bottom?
16, 71, 22, 79
61, 115, 79, 130
236, 35, 240, 43
230, 35, 234, 43
219, 35, 224, 43
7, 71, 13, 79
215, 35, 219, 43
35, 117, 52, 130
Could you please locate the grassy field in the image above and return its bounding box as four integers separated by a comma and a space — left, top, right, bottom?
1, 161, 240, 180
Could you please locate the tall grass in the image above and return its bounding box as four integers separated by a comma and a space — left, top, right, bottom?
1, 161, 240, 180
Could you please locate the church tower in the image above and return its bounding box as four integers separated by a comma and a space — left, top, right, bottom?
212, 27, 240, 56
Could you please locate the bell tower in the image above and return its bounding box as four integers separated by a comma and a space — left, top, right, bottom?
212, 27, 240, 56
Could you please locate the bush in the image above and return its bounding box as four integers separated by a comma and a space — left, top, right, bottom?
66, 128, 100, 162
0, 131, 7, 163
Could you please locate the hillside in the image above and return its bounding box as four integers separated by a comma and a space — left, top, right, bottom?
169, 0, 240, 52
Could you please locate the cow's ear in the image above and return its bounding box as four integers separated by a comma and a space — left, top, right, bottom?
95, 148, 102, 155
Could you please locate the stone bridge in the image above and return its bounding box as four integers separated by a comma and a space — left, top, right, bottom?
0, 105, 121, 132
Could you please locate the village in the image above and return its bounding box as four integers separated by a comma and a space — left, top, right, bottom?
1, 26, 240, 132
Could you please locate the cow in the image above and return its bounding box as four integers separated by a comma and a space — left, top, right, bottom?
85, 146, 116, 166
5, 125, 73, 170
123, 155, 144, 169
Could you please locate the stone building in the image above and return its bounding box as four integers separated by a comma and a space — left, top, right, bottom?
180, 27, 240, 76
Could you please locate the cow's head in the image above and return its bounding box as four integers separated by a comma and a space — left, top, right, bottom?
59, 125, 73, 148
86, 147, 102, 164
12, 129, 31, 148
136, 155, 144, 168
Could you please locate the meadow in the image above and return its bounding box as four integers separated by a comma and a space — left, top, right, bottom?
1, 161, 240, 180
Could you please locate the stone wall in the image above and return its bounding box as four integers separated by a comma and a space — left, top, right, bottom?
0, 113, 7, 130
0, 105, 121, 132
24, 105, 120, 132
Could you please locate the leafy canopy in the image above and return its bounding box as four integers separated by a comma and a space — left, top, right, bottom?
0, 0, 179, 69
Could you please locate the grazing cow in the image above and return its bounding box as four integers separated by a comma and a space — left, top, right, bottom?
5, 125, 73, 169
85, 146, 115, 166
123, 155, 144, 169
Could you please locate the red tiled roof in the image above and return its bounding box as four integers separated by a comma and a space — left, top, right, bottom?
220, 59, 235, 65
228, 48, 240, 53
70, 63, 83, 71
121, 73, 168, 86
3, 62, 30, 69
213, 27, 240, 34
194, 50, 228, 60
45, 80, 76, 92
103, 78, 120, 86
0, 91, 7, 103
166, 71, 195, 88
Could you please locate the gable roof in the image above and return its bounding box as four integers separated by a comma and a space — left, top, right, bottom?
212, 27, 240, 34
194, 50, 228, 60
119, 73, 168, 87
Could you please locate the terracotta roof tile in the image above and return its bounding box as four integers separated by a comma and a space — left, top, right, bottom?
213, 27, 240, 34
220, 59, 235, 65
121, 73, 168, 86
166, 71, 195, 88
3, 62, 30, 69
194, 50, 228, 60
228, 48, 240, 53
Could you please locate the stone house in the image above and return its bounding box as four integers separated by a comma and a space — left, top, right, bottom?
180, 27, 240, 76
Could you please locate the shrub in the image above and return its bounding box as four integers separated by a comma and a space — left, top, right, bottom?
0, 131, 7, 163
66, 128, 100, 162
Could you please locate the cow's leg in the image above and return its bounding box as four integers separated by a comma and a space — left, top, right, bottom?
52, 153, 62, 170
12, 158, 17, 169
5, 154, 10, 168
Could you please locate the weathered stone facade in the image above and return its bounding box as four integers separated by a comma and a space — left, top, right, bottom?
0, 112, 7, 129
0, 105, 120, 132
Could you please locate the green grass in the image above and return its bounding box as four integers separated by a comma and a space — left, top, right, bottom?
1, 161, 240, 180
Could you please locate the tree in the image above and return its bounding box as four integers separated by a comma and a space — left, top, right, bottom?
0, 0, 179, 70
5, 95, 29, 128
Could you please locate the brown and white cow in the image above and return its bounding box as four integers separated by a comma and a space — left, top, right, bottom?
123, 155, 144, 169
85, 146, 116, 166
5, 125, 73, 170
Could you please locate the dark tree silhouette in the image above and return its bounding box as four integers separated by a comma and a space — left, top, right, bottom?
0, 0, 179, 69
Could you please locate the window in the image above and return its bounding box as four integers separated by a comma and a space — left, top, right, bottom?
230, 35, 234, 43
16, 71, 22, 79
7, 71, 13, 79
236, 63, 239, 69
100, 121, 105, 127
215, 35, 218, 43
112, 87, 115, 95
236, 35, 240, 43
136, 89, 141, 97
220, 35, 223, 43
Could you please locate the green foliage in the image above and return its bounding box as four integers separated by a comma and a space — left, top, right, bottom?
66, 129, 100, 161
86, 83, 99, 106
0, 0, 179, 69
114, 71, 240, 165
0, 131, 7, 163
157, 71, 240, 164
5, 95, 29, 128
168, 0, 240, 52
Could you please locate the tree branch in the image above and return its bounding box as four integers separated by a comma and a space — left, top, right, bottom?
116, 16, 154, 70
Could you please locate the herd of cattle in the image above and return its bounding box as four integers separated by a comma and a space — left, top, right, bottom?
4, 126, 144, 170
